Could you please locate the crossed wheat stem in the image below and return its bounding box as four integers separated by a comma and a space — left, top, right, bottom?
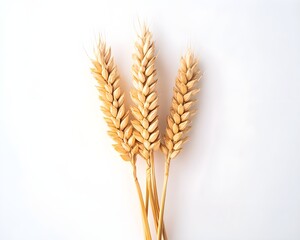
90, 24, 201, 240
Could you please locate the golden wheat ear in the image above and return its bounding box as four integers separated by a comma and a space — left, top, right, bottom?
90, 39, 138, 161
161, 50, 201, 159
130, 25, 160, 160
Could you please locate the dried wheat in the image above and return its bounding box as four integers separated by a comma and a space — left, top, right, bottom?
91, 40, 138, 160
131, 25, 168, 239
91, 39, 151, 240
157, 50, 201, 240
161, 50, 201, 160
130, 25, 160, 160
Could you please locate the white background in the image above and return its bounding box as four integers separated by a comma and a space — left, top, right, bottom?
1, 0, 300, 239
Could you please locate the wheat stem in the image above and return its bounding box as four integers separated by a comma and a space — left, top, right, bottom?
131, 159, 152, 240
150, 153, 158, 207
145, 166, 150, 216
146, 156, 159, 231
147, 165, 157, 221
157, 155, 171, 240
150, 152, 159, 227
148, 153, 158, 229
150, 152, 168, 240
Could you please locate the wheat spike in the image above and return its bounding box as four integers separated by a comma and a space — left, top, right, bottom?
91, 40, 152, 239
161, 50, 201, 160
91, 40, 138, 161
131, 25, 160, 160
157, 50, 201, 240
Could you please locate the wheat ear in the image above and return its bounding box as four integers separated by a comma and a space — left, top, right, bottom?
130, 25, 167, 239
90, 40, 151, 240
91, 40, 137, 160
157, 50, 201, 240
131, 25, 160, 159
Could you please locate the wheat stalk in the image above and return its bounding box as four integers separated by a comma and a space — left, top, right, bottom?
90, 39, 151, 240
130, 25, 169, 239
157, 50, 201, 240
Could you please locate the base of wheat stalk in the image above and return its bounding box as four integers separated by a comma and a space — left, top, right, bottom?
91, 25, 201, 240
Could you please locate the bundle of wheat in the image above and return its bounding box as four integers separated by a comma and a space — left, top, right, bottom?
90, 25, 201, 240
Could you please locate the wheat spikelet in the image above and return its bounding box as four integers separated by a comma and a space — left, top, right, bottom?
91, 40, 138, 161
130, 25, 160, 160
161, 50, 201, 160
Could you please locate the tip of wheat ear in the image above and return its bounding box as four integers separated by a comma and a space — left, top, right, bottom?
91, 39, 138, 161
161, 50, 201, 159
130, 25, 160, 160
